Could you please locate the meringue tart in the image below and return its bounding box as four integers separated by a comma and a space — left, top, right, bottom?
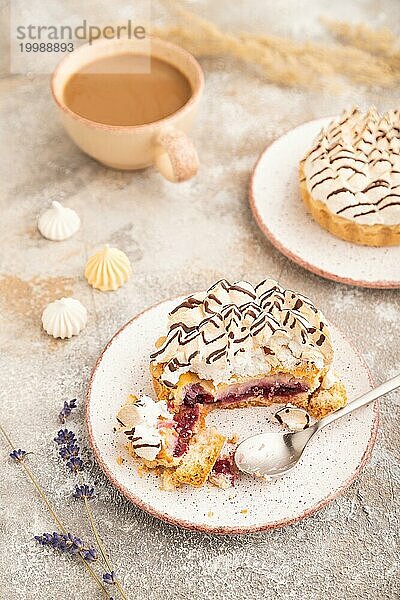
300, 107, 400, 247
117, 279, 347, 489
150, 279, 346, 421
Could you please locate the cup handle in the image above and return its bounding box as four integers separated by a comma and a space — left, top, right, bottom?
154, 129, 199, 182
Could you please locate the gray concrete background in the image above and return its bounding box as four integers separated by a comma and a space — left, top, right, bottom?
0, 1, 399, 599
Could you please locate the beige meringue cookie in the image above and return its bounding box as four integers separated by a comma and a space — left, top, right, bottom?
38, 201, 80, 241
85, 244, 132, 291
42, 297, 87, 339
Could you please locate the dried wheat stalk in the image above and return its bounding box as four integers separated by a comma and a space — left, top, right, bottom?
153, 0, 400, 89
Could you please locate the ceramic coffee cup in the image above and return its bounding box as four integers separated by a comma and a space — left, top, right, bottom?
51, 37, 204, 182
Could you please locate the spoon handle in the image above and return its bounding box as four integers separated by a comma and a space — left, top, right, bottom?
315, 372, 400, 431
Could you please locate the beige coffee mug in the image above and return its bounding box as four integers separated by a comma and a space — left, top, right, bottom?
51, 37, 204, 182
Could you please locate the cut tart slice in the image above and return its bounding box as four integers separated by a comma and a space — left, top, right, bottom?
162, 427, 226, 489
150, 278, 347, 420
117, 394, 225, 489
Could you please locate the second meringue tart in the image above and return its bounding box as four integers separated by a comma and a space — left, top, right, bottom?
300, 106, 400, 247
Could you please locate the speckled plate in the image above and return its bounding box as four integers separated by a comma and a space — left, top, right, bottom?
249, 117, 400, 288
86, 297, 378, 534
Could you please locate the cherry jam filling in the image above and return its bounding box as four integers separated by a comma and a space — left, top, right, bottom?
219, 381, 308, 404
211, 453, 238, 486
183, 383, 214, 407
173, 404, 200, 457
183, 380, 308, 408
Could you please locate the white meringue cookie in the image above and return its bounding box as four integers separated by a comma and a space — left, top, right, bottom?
38, 201, 80, 241
42, 297, 87, 339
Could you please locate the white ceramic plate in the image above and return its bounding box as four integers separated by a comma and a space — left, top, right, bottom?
249, 117, 400, 288
86, 297, 378, 534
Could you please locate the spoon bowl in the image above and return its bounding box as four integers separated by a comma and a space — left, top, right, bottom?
234, 373, 400, 479
234, 427, 315, 477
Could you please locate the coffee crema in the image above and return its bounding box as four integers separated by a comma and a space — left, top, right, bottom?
63, 54, 192, 126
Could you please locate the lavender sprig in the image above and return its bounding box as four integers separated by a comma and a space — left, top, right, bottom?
10, 449, 28, 461
35, 532, 98, 562
54, 407, 129, 600
55, 429, 84, 473
0, 423, 110, 598
59, 443, 80, 460
77, 480, 128, 600
54, 429, 76, 446
74, 484, 95, 500
66, 456, 84, 473
59, 399, 77, 424
82, 547, 99, 563
103, 571, 116, 585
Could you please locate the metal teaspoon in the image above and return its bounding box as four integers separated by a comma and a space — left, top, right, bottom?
234, 373, 400, 478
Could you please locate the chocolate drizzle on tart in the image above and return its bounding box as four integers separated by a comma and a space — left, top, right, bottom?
151, 278, 333, 389
124, 427, 162, 453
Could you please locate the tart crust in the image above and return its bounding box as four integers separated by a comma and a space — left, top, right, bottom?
161, 428, 226, 488
300, 162, 400, 247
